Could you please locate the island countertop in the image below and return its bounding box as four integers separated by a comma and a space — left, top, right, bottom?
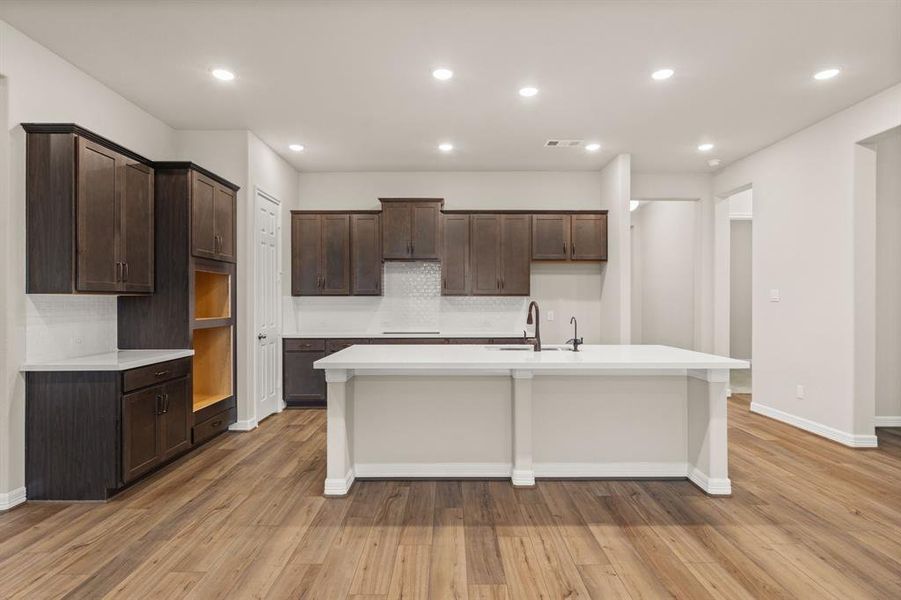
314, 344, 749, 372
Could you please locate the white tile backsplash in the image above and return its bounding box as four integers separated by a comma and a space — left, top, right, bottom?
284, 262, 528, 334
25, 295, 117, 363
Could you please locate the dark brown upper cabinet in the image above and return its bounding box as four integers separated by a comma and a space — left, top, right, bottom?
379, 198, 443, 260
441, 214, 470, 295
291, 212, 350, 295
190, 171, 236, 263
351, 213, 382, 295
532, 214, 570, 260
470, 214, 531, 296
570, 213, 608, 260
24, 124, 155, 294
531, 212, 608, 262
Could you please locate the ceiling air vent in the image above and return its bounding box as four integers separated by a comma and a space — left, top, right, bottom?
545, 139, 583, 148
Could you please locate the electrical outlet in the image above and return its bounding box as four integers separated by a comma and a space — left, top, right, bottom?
547, 310, 554, 321
796, 385, 805, 399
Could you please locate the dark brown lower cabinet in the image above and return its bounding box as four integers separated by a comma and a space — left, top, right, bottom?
26, 357, 203, 501
282, 337, 528, 407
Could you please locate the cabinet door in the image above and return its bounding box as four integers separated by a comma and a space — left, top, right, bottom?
120, 160, 154, 293
500, 214, 531, 295
122, 386, 161, 483
291, 214, 322, 295
191, 172, 217, 260
76, 138, 121, 292
571, 214, 607, 260
381, 203, 412, 259
411, 202, 440, 259
321, 214, 350, 295
283, 345, 326, 405
470, 214, 502, 295
159, 377, 192, 461
441, 214, 470, 295
351, 214, 382, 295
213, 184, 237, 262
532, 214, 570, 260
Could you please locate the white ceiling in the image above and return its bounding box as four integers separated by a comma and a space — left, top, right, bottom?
1, 0, 899, 172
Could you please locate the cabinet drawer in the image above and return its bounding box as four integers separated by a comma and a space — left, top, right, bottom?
193, 406, 236, 445
284, 338, 325, 352
123, 357, 191, 393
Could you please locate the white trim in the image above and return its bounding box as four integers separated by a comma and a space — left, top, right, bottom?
354, 463, 512, 478
511, 469, 536, 486
324, 469, 355, 496
688, 468, 732, 495
0, 487, 26, 511
875, 415, 901, 427
534, 462, 688, 478
229, 418, 258, 432
729, 213, 753, 221
325, 369, 351, 383
751, 402, 879, 447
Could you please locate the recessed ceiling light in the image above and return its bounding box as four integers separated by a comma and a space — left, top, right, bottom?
519, 86, 539, 97
698, 143, 714, 152
651, 68, 674, 81
585, 142, 601, 152
211, 68, 235, 81
438, 142, 454, 152
630, 200, 641, 212
813, 68, 840, 80
289, 144, 304, 152
432, 68, 453, 80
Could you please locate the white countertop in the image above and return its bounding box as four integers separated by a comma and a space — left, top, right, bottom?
314, 344, 749, 372
21, 349, 195, 372
282, 331, 526, 339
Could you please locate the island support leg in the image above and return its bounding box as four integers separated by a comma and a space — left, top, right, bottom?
511, 370, 535, 487
324, 369, 354, 496
686, 369, 731, 495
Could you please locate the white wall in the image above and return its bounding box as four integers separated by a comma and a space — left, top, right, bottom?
291, 161, 631, 343
0, 20, 177, 506
713, 82, 901, 444
631, 173, 714, 352
730, 220, 752, 360
630, 201, 697, 349
875, 128, 901, 421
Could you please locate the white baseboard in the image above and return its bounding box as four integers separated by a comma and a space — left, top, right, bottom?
688, 468, 732, 495
534, 462, 689, 478
0, 487, 26, 511
228, 418, 258, 432
354, 462, 512, 478
875, 415, 901, 427
511, 469, 536, 487
751, 402, 878, 448
324, 469, 355, 496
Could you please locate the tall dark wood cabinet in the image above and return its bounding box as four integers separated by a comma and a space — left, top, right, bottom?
118, 163, 239, 444
470, 214, 532, 295
380, 198, 442, 260
442, 214, 470, 295
24, 124, 155, 294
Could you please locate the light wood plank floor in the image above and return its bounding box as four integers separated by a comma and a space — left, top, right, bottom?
1, 394, 900, 599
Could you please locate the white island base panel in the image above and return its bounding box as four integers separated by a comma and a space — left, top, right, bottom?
322, 363, 735, 497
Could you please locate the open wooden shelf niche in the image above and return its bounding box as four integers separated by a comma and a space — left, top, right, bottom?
192, 325, 233, 412
194, 269, 231, 321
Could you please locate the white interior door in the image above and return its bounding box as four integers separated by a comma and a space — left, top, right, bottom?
254, 189, 281, 421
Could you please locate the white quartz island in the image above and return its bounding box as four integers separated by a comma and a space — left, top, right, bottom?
314, 344, 748, 496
